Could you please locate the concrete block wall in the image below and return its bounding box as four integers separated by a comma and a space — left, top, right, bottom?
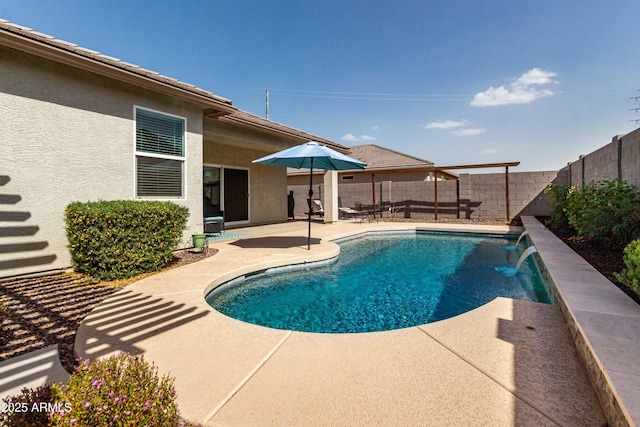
288, 170, 558, 221
621, 128, 640, 188
458, 171, 557, 221
566, 127, 640, 188
584, 142, 619, 183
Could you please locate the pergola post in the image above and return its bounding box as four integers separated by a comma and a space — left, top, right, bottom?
371, 173, 376, 218
505, 166, 510, 223
434, 170, 438, 221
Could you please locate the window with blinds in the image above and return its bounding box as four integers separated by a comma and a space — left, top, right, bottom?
135, 108, 185, 198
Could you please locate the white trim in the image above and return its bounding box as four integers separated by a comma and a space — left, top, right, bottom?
133, 105, 187, 200
203, 164, 250, 225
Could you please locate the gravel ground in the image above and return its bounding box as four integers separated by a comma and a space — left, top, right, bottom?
0, 249, 216, 373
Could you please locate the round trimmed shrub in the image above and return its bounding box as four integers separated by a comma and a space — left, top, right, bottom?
65, 200, 189, 280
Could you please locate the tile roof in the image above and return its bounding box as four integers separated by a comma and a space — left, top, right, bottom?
0, 19, 347, 150
0, 20, 235, 113
287, 144, 460, 177
347, 144, 434, 169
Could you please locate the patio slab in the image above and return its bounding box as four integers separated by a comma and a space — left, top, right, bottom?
208, 321, 557, 427
0, 345, 69, 403
74, 220, 607, 426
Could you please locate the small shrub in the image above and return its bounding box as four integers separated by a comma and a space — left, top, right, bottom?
564, 180, 640, 247
543, 183, 571, 233
65, 200, 189, 280
0, 384, 63, 427
615, 239, 640, 295
52, 352, 179, 426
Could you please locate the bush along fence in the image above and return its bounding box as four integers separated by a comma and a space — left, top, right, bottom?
544, 179, 640, 296
64, 200, 188, 280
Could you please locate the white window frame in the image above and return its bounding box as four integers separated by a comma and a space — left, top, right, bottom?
133, 106, 187, 200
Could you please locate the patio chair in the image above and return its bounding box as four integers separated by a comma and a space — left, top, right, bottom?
338, 196, 359, 220
353, 201, 374, 223
204, 215, 224, 234
338, 206, 359, 219
306, 199, 325, 217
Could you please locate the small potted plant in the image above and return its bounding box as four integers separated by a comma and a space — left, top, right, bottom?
192, 233, 207, 248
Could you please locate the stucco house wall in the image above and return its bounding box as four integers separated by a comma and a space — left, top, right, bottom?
0, 45, 205, 278
202, 132, 288, 225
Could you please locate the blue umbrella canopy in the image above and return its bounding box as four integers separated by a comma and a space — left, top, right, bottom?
253, 142, 366, 249
253, 141, 366, 170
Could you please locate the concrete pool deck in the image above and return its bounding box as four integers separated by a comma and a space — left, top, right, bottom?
75, 220, 608, 426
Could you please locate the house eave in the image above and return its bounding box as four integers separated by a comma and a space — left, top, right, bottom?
0, 23, 237, 116
219, 112, 349, 153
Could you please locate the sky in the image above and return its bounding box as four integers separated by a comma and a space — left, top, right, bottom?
2, 0, 639, 172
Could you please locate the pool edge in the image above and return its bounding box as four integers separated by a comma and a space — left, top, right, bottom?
522, 216, 640, 427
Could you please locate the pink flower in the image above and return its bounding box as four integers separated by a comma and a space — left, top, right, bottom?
85, 402, 90, 408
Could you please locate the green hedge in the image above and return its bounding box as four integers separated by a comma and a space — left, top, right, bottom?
564, 180, 640, 247
543, 183, 572, 233
65, 200, 189, 280
615, 239, 640, 295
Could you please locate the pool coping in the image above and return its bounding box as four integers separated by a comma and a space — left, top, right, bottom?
521, 216, 640, 426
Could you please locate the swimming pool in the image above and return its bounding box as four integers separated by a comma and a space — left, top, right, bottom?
206, 231, 551, 333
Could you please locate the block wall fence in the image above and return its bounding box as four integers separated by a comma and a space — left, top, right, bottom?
563, 127, 640, 189
288, 127, 640, 223
289, 170, 559, 223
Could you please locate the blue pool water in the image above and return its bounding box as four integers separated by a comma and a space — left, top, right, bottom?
205, 232, 551, 333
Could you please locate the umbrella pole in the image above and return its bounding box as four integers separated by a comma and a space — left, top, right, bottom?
307, 159, 314, 250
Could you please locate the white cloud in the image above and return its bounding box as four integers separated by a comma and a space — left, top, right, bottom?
341, 133, 376, 142
451, 128, 487, 137
481, 148, 499, 154
514, 68, 558, 86
424, 119, 469, 129
470, 68, 558, 107
371, 126, 380, 130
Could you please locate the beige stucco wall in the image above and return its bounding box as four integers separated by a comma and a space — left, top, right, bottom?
0, 46, 204, 278
203, 120, 293, 225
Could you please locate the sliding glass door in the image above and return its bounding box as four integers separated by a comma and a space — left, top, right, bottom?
203, 166, 249, 224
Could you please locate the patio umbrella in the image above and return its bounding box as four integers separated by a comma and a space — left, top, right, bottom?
253, 141, 366, 249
